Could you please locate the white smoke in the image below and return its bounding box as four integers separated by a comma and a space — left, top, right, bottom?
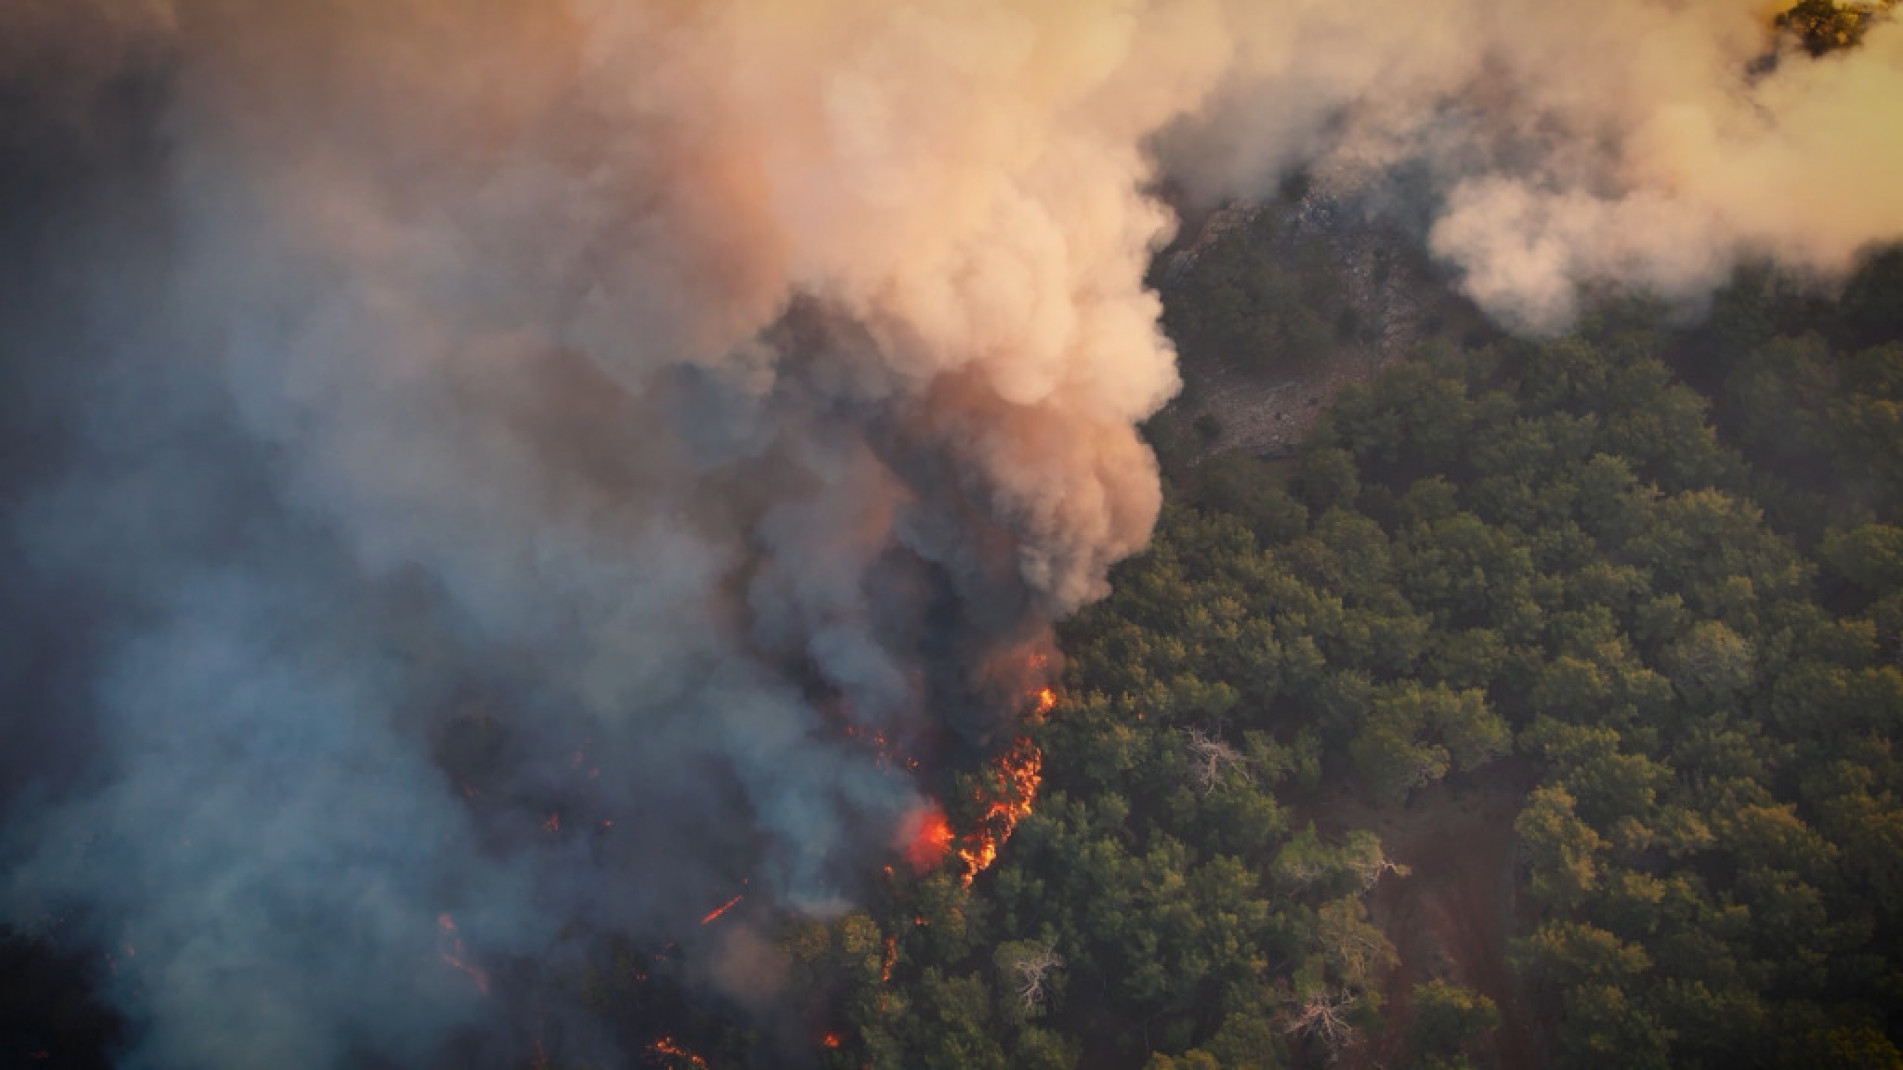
1172, 0, 1903, 329
1, 0, 1899, 1066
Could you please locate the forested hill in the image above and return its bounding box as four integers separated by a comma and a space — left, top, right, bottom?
752, 245, 1903, 1070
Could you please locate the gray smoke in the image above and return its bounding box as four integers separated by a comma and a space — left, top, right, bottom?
2, 2, 1181, 1064
2, 1, 1900, 1067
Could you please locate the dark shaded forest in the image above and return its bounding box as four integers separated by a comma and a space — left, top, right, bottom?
8, 225, 1901, 1070
11, 231, 1903, 1070
736, 240, 1903, 1070
3, 4, 1902, 1069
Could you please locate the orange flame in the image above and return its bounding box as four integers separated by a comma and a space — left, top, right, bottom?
649, 1036, 710, 1069
869, 728, 925, 772
821, 1033, 842, 1049
436, 914, 490, 994
881, 658, 1049, 881
700, 893, 744, 926
880, 934, 897, 983
956, 737, 1042, 886
895, 803, 954, 874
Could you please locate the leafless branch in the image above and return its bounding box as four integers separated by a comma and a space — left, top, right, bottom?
1348, 841, 1408, 891
1184, 727, 1251, 794
1283, 988, 1360, 1050
1013, 942, 1064, 1012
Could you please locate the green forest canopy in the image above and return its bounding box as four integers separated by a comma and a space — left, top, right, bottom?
695, 245, 1903, 1070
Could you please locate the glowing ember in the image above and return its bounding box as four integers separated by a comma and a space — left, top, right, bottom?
880, 934, 897, 984
699, 893, 744, 926
436, 914, 489, 994
865, 727, 924, 772
542, 812, 560, 833
895, 803, 954, 874
821, 1033, 842, 1049
649, 1036, 710, 1069
956, 737, 1042, 886
958, 839, 998, 879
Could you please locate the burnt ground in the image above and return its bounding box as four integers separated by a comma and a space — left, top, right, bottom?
1317, 768, 1543, 1070
1152, 183, 1494, 465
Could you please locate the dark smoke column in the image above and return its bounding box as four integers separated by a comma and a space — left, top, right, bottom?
7, 1, 1899, 1066
0, 3, 1209, 1066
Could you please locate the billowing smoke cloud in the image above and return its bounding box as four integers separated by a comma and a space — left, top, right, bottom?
1166, 0, 1903, 329
2, 2, 1202, 1065
1, 0, 1899, 1066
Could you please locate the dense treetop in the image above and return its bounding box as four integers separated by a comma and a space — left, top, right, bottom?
741, 245, 1903, 1070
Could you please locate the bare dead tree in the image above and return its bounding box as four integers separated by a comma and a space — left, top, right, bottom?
1344, 834, 1409, 891
1012, 942, 1064, 1012
1184, 726, 1251, 794
1283, 988, 1360, 1051
1353, 853, 1407, 890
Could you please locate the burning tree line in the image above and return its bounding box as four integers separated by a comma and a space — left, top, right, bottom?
548, 666, 1064, 1069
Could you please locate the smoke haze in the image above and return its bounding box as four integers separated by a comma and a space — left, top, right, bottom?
0, 0, 1898, 1065
1166, 0, 1903, 329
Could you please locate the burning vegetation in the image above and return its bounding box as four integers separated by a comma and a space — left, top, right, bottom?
698, 894, 744, 927
646, 1035, 709, 1069
10, 0, 1903, 1066
883, 668, 1055, 886
897, 804, 955, 875
1033, 687, 1057, 720
955, 738, 1044, 887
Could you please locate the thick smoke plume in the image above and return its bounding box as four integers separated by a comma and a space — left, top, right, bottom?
1, 0, 1899, 1066
1167, 0, 1903, 329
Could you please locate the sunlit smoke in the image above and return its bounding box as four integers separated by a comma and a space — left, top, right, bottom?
1, 0, 1899, 1066
1167, 0, 1903, 330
